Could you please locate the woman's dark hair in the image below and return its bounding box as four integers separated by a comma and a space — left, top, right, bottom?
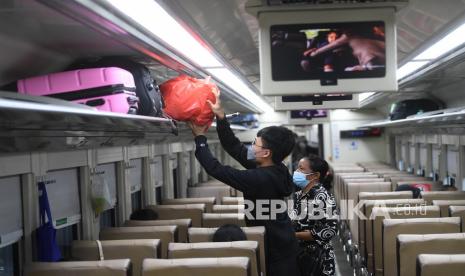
129, 208, 159, 221
257, 126, 296, 164
304, 155, 333, 191
212, 224, 247, 242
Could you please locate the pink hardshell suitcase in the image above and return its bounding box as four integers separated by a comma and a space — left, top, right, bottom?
17, 67, 139, 114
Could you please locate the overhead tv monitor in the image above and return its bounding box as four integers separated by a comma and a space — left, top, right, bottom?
287, 110, 330, 125
274, 93, 360, 110
290, 109, 327, 119
259, 8, 397, 95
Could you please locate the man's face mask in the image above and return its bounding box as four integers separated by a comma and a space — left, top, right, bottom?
247, 138, 269, 160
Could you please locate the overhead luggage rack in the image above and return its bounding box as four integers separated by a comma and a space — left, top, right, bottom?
0, 92, 181, 153
359, 107, 465, 129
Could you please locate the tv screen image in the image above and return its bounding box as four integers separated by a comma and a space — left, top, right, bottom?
290, 109, 328, 119
270, 21, 386, 81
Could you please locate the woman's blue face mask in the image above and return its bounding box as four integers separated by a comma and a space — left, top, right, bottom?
293, 171, 313, 189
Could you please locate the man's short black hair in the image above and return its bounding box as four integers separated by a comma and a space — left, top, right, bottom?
212, 224, 247, 242
129, 208, 159, 220
257, 126, 296, 164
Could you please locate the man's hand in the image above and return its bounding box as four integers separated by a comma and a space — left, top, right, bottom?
187, 121, 209, 137
207, 85, 225, 120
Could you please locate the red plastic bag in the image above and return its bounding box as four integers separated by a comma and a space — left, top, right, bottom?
159, 75, 217, 126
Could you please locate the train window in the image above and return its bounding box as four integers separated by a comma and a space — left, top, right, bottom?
0, 243, 19, 276
128, 158, 143, 194
131, 191, 142, 212
446, 147, 459, 186
0, 176, 23, 249
172, 168, 178, 198
150, 156, 163, 188
431, 146, 441, 180
99, 208, 116, 229
418, 144, 427, 176
409, 143, 416, 173
44, 169, 81, 228
155, 187, 162, 205
55, 224, 78, 261
184, 153, 192, 186
170, 156, 178, 198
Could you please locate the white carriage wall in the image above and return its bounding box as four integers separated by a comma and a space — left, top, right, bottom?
324, 109, 387, 164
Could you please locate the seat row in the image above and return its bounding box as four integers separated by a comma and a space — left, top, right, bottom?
26, 190, 257, 276
331, 162, 465, 276
26, 257, 252, 276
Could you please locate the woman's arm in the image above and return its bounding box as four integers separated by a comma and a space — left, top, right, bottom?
296, 230, 314, 241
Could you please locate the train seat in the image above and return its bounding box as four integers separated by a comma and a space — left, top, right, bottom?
449, 205, 465, 230
187, 186, 231, 202
371, 206, 441, 275
168, 241, 259, 276
222, 197, 245, 205
382, 217, 460, 276
124, 219, 192, 242
99, 226, 177, 258
361, 198, 423, 272
202, 213, 246, 228
397, 233, 465, 276
71, 239, 159, 276
147, 204, 205, 227
25, 259, 131, 276
420, 191, 465, 204
432, 200, 465, 217
417, 254, 465, 276
212, 205, 245, 214
162, 197, 216, 213
142, 257, 250, 276
188, 226, 266, 276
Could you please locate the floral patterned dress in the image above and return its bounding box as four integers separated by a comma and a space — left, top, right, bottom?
291, 183, 338, 276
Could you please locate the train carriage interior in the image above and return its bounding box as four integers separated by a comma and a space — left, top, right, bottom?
2, 0, 465, 275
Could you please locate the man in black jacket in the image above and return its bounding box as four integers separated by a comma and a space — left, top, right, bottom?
187, 89, 300, 276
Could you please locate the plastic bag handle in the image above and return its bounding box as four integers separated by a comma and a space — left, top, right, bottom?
96, 240, 104, 261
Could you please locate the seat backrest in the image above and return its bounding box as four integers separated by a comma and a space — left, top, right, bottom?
147, 204, 205, 227
99, 226, 177, 259
187, 186, 231, 202
142, 257, 250, 276
335, 173, 374, 201
202, 213, 246, 228
212, 205, 245, 214
222, 197, 245, 205
162, 197, 216, 213
417, 254, 465, 276
25, 259, 131, 276
72, 240, 159, 276
188, 226, 266, 276
382, 217, 461, 276
341, 175, 381, 200
362, 198, 423, 272
345, 182, 391, 245
124, 219, 192, 242
432, 200, 465, 217
449, 205, 465, 230
371, 205, 441, 275
197, 180, 227, 186
397, 233, 465, 276
359, 191, 413, 201
421, 191, 465, 204
168, 241, 259, 276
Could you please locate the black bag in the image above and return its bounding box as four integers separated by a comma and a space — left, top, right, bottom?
70, 57, 165, 117
297, 243, 325, 276
389, 99, 440, 121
